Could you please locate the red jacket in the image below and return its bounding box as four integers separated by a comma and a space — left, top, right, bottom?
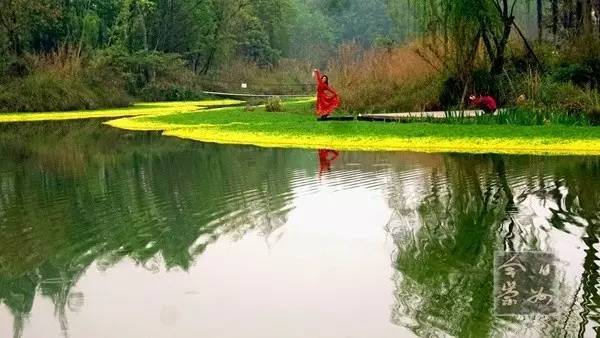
469, 95, 497, 113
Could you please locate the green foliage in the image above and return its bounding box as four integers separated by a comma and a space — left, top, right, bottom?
287, 1, 336, 64
439, 107, 590, 126
93, 48, 203, 101
0, 0, 61, 55
0, 68, 130, 112
438, 70, 500, 109
287, 0, 397, 63
522, 77, 600, 120
111, 0, 155, 52
202, 58, 312, 96
439, 76, 464, 109
552, 59, 600, 89
237, 17, 281, 67
498, 107, 590, 126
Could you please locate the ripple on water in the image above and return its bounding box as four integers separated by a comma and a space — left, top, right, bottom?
0, 132, 599, 338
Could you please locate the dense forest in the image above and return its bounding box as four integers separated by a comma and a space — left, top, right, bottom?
1, 0, 600, 117
0, 0, 397, 111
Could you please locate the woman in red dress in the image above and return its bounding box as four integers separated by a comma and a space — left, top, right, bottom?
313, 69, 340, 118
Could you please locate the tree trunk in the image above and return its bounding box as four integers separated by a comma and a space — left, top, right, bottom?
537, 0, 544, 41
2, 5, 24, 57
11, 32, 23, 56
583, 0, 593, 34
201, 48, 216, 75
491, 18, 513, 76
551, 0, 558, 40
576, 0, 583, 31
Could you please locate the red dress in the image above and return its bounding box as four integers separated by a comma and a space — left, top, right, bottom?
314, 70, 340, 117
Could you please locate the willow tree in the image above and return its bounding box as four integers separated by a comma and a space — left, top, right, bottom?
390, 0, 538, 77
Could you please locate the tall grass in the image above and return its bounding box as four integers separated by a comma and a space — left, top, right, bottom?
509, 69, 600, 124
0, 47, 131, 112
326, 42, 443, 114
420, 107, 591, 126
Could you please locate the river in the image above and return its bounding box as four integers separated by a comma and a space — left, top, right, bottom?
0, 121, 598, 337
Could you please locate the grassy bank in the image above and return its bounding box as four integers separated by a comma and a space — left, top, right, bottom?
0, 99, 242, 123
3, 98, 600, 155
105, 100, 600, 155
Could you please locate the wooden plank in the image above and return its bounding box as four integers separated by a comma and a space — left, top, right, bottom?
317, 116, 356, 121
361, 110, 486, 120
316, 110, 494, 122
203, 91, 310, 98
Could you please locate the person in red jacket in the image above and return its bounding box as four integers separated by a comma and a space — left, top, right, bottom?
313, 69, 340, 118
469, 95, 497, 114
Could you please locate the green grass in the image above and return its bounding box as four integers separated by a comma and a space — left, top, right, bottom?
106, 99, 600, 155
3, 97, 600, 155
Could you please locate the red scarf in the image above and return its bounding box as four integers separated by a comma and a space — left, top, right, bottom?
314, 70, 340, 117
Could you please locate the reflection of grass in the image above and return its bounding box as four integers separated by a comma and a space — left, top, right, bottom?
0, 99, 242, 123
107, 99, 600, 155
0, 120, 191, 178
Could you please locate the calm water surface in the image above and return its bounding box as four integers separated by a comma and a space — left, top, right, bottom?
0, 121, 598, 338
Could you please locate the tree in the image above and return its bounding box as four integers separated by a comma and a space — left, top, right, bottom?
111, 0, 156, 52
287, 0, 336, 62
537, 0, 543, 40
389, 0, 539, 77
0, 0, 59, 56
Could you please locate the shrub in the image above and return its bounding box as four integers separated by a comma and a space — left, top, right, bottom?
327, 42, 442, 113
439, 76, 463, 109
0, 50, 130, 112
93, 48, 204, 101
512, 73, 600, 124
265, 96, 284, 112
552, 62, 599, 88
538, 80, 596, 115
0, 71, 130, 112
438, 70, 505, 110
492, 107, 589, 126
588, 107, 600, 125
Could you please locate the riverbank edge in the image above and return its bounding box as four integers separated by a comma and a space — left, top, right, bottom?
104, 115, 600, 156
0, 100, 242, 123
3, 99, 600, 156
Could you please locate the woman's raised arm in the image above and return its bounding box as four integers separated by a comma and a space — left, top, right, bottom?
313, 69, 322, 83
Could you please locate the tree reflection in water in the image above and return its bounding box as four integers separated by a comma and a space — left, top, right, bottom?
385, 154, 600, 337
0, 121, 309, 338
0, 122, 598, 338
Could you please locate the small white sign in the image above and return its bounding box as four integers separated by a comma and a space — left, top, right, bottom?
241, 83, 247, 89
